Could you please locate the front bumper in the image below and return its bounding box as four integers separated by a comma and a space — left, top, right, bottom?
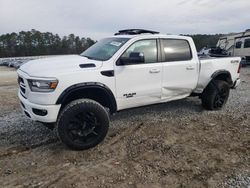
18, 91, 61, 123
232, 78, 241, 89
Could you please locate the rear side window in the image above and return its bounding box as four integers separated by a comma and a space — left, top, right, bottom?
235, 41, 242, 49
244, 39, 250, 48
161, 39, 192, 62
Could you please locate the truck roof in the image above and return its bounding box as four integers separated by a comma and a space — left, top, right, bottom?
111, 33, 192, 41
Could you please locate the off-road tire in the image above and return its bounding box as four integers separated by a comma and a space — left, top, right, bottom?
57, 99, 109, 150
201, 80, 230, 110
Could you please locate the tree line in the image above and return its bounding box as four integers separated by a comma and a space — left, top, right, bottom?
0, 29, 95, 57
0, 29, 223, 57
184, 34, 223, 51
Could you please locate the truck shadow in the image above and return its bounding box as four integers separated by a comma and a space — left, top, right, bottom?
112, 97, 203, 122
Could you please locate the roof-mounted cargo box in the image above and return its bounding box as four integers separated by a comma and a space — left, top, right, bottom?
114, 29, 159, 35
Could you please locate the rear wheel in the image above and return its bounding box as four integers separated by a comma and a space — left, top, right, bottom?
57, 99, 109, 150
201, 80, 230, 110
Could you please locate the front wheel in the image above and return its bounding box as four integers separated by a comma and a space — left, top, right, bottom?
201, 80, 230, 110
57, 99, 109, 150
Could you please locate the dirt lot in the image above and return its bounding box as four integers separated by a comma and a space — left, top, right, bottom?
0, 66, 249, 188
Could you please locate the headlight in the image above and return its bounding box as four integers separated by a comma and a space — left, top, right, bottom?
28, 79, 58, 92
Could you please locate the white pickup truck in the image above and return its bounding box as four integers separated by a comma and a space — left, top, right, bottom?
17, 29, 241, 150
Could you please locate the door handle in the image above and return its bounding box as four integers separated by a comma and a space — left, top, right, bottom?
149, 69, 160, 73
186, 66, 194, 70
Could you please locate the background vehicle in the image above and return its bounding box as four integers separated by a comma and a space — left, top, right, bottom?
198, 47, 211, 56
17, 29, 241, 150
217, 29, 250, 64
198, 46, 228, 57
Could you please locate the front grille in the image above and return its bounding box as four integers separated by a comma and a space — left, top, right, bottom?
18, 76, 27, 98
20, 86, 25, 93
18, 76, 24, 84
20, 92, 26, 99
20, 101, 26, 109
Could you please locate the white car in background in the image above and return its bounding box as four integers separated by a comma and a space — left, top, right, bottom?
198, 47, 211, 56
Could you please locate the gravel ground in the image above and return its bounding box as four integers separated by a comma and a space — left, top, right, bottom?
0, 66, 249, 187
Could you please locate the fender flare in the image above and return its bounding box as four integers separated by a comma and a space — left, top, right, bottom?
56, 82, 117, 113
210, 70, 233, 86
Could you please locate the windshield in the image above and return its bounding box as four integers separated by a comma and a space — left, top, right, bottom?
80, 37, 130, 61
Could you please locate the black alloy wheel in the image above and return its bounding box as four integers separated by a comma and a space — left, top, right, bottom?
57, 99, 109, 150
202, 80, 230, 110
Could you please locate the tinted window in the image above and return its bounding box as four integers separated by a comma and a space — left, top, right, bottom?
81, 37, 129, 61
235, 41, 242, 49
244, 39, 250, 48
162, 39, 192, 62
121, 39, 157, 64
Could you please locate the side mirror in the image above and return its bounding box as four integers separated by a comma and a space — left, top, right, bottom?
119, 52, 145, 65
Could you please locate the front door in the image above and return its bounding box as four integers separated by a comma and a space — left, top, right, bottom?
115, 39, 162, 110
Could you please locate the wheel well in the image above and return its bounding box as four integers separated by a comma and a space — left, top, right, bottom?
57, 84, 117, 114
211, 71, 233, 86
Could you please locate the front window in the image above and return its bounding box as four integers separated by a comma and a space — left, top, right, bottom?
121, 39, 157, 64
81, 37, 129, 61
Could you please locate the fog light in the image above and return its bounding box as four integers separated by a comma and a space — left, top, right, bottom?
32, 108, 47, 116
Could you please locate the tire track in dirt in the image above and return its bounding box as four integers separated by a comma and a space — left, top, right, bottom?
0, 138, 59, 158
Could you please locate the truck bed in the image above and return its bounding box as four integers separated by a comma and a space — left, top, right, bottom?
194, 56, 241, 93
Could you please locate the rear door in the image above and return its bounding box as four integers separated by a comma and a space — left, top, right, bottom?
115, 39, 162, 110
160, 38, 199, 100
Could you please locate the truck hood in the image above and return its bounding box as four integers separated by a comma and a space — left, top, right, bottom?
19, 55, 102, 77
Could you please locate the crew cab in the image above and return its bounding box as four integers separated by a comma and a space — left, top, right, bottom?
17, 29, 241, 150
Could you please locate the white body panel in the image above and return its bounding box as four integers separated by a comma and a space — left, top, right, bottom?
161, 37, 199, 101
115, 63, 162, 109
195, 57, 241, 93
17, 34, 241, 123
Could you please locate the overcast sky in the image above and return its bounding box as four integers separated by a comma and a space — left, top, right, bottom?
0, 0, 249, 40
